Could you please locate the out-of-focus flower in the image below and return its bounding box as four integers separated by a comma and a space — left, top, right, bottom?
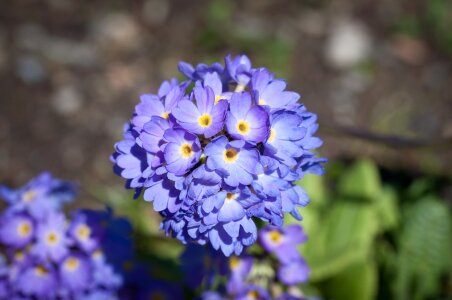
0, 174, 126, 299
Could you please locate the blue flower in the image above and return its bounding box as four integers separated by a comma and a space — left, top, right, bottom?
144, 173, 183, 213
0, 214, 34, 248
0, 175, 128, 298
163, 129, 202, 175
202, 72, 232, 103
132, 84, 186, 130
278, 258, 310, 285
172, 86, 228, 138
112, 130, 153, 198
225, 54, 252, 90
112, 54, 325, 255
139, 116, 171, 154
205, 137, 260, 187
179, 61, 225, 81
236, 284, 271, 300
68, 211, 98, 253
225, 92, 270, 144
263, 110, 306, 166
259, 224, 307, 265
59, 254, 91, 292
0, 172, 76, 219
16, 263, 58, 298
251, 68, 300, 109
33, 212, 69, 262
226, 255, 253, 295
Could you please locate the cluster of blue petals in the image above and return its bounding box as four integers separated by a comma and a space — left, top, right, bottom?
0, 173, 125, 299
112, 54, 326, 256
193, 224, 311, 300
259, 224, 310, 286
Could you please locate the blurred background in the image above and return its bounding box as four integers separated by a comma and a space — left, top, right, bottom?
0, 0, 451, 299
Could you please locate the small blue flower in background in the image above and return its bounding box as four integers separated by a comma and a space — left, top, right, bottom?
112, 54, 325, 256
0, 174, 131, 299
0, 172, 77, 220
195, 224, 313, 300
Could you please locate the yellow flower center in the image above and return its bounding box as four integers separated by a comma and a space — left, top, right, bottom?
46, 232, 59, 245
14, 251, 24, 261
229, 256, 240, 270
236, 120, 250, 134
268, 128, 276, 143
76, 224, 91, 241
161, 112, 169, 119
267, 230, 282, 244
214, 95, 227, 104
223, 148, 238, 163
247, 290, 260, 299
64, 257, 79, 272
198, 113, 212, 127
235, 84, 246, 92
226, 192, 237, 201
35, 265, 48, 276
17, 222, 31, 237
258, 99, 266, 105
180, 143, 193, 158
22, 190, 36, 202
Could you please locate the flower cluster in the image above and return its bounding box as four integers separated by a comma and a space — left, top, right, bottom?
0, 173, 125, 299
187, 224, 311, 300
259, 225, 309, 286
112, 54, 326, 256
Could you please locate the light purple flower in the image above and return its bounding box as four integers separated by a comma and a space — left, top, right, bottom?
0, 214, 34, 248
163, 129, 202, 175
205, 136, 260, 187
172, 86, 228, 138
225, 54, 252, 90
16, 264, 58, 298
278, 259, 310, 285
33, 212, 69, 262
251, 68, 300, 109
59, 254, 91, 292
132, 85, 185, 129
225, 92, 269, 144
259, 224, 307, 264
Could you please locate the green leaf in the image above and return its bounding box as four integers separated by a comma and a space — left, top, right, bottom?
337, 159, 381, 201
301, 201, 379, 281
323, 261, 378, 300
394, 197, 452, 300
374, 186, 399, 231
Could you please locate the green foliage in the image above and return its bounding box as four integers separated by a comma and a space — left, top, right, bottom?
392, 15, 422, 37
394, 198, 451, 300
337, 158, 382, 201
323, 261, 378, 300
426, 0, 452, 54
289, 158, 450, 300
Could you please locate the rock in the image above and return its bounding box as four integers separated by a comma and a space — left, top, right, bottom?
143, 0, 171, 25
325, 19, 372, 69
390, 34, 427, 66
15, 23, 47, 51
0, 28, 6, 71
297, 10, 326, 37
51, 85, 83, 115
16, 56, 47, 84
42, 37, 99, 68
90, 13, 141, 54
